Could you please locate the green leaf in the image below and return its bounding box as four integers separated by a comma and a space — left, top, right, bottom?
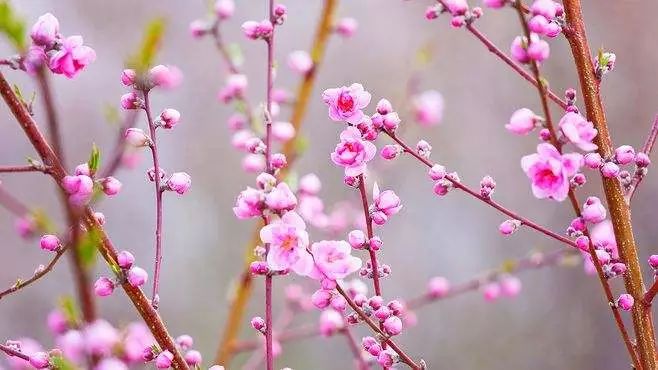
58, 296, 80, 327
88, 143, 101, 175
30, 208, 56, 233
50, 355, 79, 370
126, 17, 167, 73
293, 135, 309, 155
78, 227, 101, 268
0, 2, 27, 51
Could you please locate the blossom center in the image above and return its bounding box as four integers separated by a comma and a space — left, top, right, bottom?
337, 93, 354, 112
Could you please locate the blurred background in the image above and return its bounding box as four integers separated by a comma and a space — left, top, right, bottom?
1, 0, 658, 369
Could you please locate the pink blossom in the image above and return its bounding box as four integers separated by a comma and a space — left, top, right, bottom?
383, 316, 403, 336
559, 112, 598, 151
233, 187, 264, 219
121, 92, 141, 110
444, 0, 468, 15
260, 211, 313, 275
96, 358, 128, 370
30, 13, 59, 46
483, 0, 506, 9
125, 128, 150, 147
127, 266, 148, 287
482, 282, 501, 301
155, 350, 173, 369
149, 65, 183, 89
84, 320, 119, 356
381, 144, 401, 160
94, 277, 115, 297
617, 294, 634, 311
322, 83, 371, 124
272, 121, 295, 141
166, 172, 192, 194
319, 309, 344, 337
335, 18, 358, 37
122, 323, 154, 364
101, 176, 122, 196
6, 338, 43, 369
331, 126, 376, 176
242, 20, 273, 40
287, 50, 313, 74
184, 350, 202, 366
499, 219, 521, 235
499, 275, 522, 297
117, 250, 135, 269
428, 276, 450, 298
506, 108, 539, 135
412, 90, 444, 127
299, 173, 321, 195
215, 0, 235, 19
56, 329, 85, 364
121, 69, 136, 86
531, 0, 558, 18
47, 310, 68, 334
601, 161, 620, 178
29, 352, 50, 369
23, 46, 47, 75
40, 234, 60, 251
265, 182, 297, 212
371, 183, 402, 225
582, 196, 606, 223
309, 240, 362, 281
159, 108, 181, 129
48, 36, 96, 78
615, 145, 635, 165
242, 154, 266, 173
521, 143, 583, 201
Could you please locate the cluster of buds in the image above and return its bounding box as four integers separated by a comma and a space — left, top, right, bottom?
359, 259, 391, 280
234, 173, 297, 219
583, 145, 648, 184
189, 0, 235, 39
345, 296, 406, 337
425, 0, 483, 28
369, 183, 402, 226
480, 175, 496, 199
121, 65, 182, 92
431, 168, 458, 197
93, 250, 149, 297
62, 162, 122, 206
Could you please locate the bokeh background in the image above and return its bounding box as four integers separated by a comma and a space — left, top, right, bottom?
1, 0, 658, 369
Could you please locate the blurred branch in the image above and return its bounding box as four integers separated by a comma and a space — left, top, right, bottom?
626, 114, 658, 203
0, 244, 69, 301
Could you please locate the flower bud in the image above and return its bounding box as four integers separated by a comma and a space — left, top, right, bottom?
166, 172, 192, 195
101, 176, 122, 196
155, 350, 173, 369
121, 69, 136, 86
117, 250, 135, 269
94, 277, 115, 297
125, 128, 151, 147
40, 234, 60, 252
617, 293, 634, 311
127, 266, 148, 287
159, 109, 181, 129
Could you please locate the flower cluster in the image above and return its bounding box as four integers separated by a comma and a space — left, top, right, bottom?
62, 162, 122, 206
24, 13, 96, 77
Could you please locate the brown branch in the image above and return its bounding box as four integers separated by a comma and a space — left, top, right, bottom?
0, 71, 189, 370
0, 245, 69, 300
626, 115, 658, 203
0, 164, 50, 173
563, 2, 657, 368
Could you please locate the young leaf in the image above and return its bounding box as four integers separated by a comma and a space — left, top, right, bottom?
78, 227, 101, 268
0, 2, 27, 52
58, 296, 80, 327
88, 143, 101, 175
126, 17, 167, 73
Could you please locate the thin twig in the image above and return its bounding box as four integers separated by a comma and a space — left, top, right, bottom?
626, 115, 658, 203
0, 245, 69, 300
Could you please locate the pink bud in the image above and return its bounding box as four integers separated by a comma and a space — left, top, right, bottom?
614, 145, 635, 165
40, 234, 60, 252
287, 50, 313, 74
575, 235, 590, 251
94, 277, 115, 297
617, 293, 634, 311
127, 266, 148, 287
348, 229, 366, 249
482, 282, 501, 301
29, 351, 50, 369
30, 13, 59, 46
531, 0, 557, 18
450, 16, 465, 28
595, 250, 611, 265
416, 139, 432, 158
215, 0, 235, 19
528, 15, 549, 34
601, 162, 620, 178
299, 173, 321, 194
272, 121, 295, 142
377, 350, 396, 367
189, 20, 208, 38
330, 295, 347, 311
649, 255, 658, 269
117, 250, 135, 269
499, 275, 522, 297
311, 289, 333, 309
369, 236, 383, 251
184, 350, 202, 366
380, 144, 401, 160
511, 36, 529, 63
149, 65, 183, 89
159, 109, 181, 129
374, 306, 391, 321
121, 69, 136, 86
582, 196, 606, 223
382, 112, 401, 131
483, 0, 506, 8
539, 128, 552, 141
120, 92, 141, 110
583, 152, 603, 169
376, 99, 393, 115
527, 38, 550, 62
125, 128, 150, 147
427, 276, 450, 298
271, 153, 287, 169
74, 163, 90, 176
425, 5, 442, 19
251, 316, 266, 331
428, 164, 446, 180
335, 18, 358, 37
506, 108, 538, 135
155, 350, 173, 369
250, 261, 269, 275
101, 177, 122, 196
176, 334, 194, 350
499, 219, 521, 235
636, 152, 651, 168
368, 296, 384, 310
383, 316, 403, 336
166, 172, 192, 195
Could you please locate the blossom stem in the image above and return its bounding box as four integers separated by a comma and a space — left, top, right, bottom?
357, 175, 382, 296
0, 184, 30, 216
386, 131, 578, 249
0, 165, 50, 173
513, 4, 639, 368
342, 323, 369, 370
98, 109, 138, 179
0, 244, 69, 300
214, 1, 338, 365
0, 343, 30, 362
642, 278, 658, 307
625, 114, 658, 203
143, 90, 165, 309
336, 285, 420, 369
0, 71, 189, 369
563, 1, 656, 368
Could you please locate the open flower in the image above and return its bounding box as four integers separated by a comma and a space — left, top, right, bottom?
521, 143, 582, 201
411, 90, 444, 127
260, 211, 313, 275
331, 126, 376, 176
559, 112, 598, 151
48, 35, 96, 78
322, 83, 371, 124
309, 240, 362, 281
